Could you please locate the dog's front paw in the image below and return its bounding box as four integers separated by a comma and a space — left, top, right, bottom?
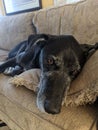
3, 67, 15, 75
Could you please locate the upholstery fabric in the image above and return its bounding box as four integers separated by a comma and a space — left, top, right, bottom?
0, 74, 97, 130
33, 0, 98, 45
10, 69, 41, 92
0, 12, 35, 50
0, 0, 98, 130
0, 49, 8, 61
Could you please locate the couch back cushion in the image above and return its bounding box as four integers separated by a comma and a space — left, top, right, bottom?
33, 0, 98, 44
0, 12, 35, 50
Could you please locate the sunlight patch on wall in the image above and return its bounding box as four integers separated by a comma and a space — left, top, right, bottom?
54, 0, 82, 5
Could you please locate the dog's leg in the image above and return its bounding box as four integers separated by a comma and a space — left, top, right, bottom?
11, 66, 23, 76
8, 41, 27, 59
0, 57, 16, 73
4, 65, 23, 76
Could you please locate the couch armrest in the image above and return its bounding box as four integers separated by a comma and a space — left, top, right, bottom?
0, 12, 35, 50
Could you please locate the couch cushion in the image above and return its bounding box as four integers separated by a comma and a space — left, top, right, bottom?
10, 69, 41, 92
0, 49, 8, 62
0, 49, 97, 130
0, 12, 35, 50
0, 74, 97, 130
33, 0, 98, 44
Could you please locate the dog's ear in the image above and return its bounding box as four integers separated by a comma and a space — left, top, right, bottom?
39, 34, 49, 41
28, 34, 36, 44
27, 34, 49, 46
80, 43, 98, 60
28, 34, 50, 68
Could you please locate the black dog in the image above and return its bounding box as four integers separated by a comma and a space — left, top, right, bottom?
0, 34, 98, 114
0, 34, 49, 75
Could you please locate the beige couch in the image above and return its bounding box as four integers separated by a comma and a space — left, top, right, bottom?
0, 0, 98, 130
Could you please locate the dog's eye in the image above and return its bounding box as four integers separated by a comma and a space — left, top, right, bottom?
46, 57, 54, 65
47, 58, 54, 65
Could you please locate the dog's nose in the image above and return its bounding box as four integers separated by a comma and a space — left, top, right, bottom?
44, 100, 60, 114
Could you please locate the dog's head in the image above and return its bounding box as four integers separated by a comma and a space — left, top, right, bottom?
37, 36, 82, 114
18, 34, 83, 114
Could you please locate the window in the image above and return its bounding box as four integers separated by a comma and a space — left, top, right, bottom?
3, 0, 41, 15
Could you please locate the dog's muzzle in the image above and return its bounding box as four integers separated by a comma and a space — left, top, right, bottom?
37, 71, 71, 114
